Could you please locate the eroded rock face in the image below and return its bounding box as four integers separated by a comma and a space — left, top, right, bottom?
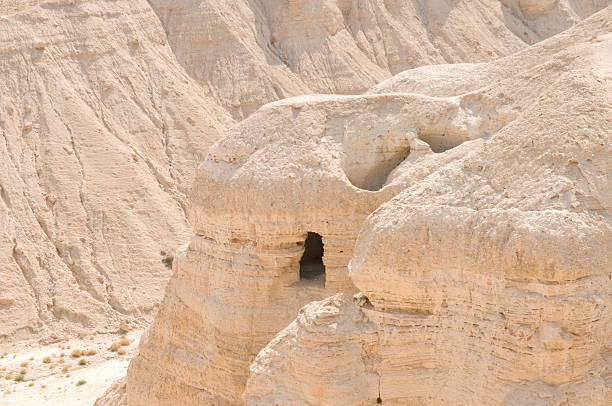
148, 0, 612, 120
147, 0, 530, 120
0, 0, 234, 343
244, 8, 612, 406
499, 0, 612, 42
123, 63, 527, 404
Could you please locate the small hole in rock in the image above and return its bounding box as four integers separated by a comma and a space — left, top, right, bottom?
377, 397, 382, 404
299, 232, 325, 286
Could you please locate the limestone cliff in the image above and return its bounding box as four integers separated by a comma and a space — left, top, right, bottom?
0, 0, 234, 343
244, 8, 612, 405
148, 0, 611, 120
124, 7, 612, 405
125, 90, 510, 405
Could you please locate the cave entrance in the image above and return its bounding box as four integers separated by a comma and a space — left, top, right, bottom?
299, 232, 325, 286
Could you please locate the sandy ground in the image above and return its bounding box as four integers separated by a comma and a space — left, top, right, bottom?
0, 330, 142, 406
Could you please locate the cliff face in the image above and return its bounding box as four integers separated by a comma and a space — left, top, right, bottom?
244, 9, 612, 405
0, 0, 234, 343
72, 2, 612, 405
123, 52, 532, 404
148, 0, 611, 121
123, 7, 612, 405
146, 0, 522, 120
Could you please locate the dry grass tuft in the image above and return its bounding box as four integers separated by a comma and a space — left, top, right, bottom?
70, 349, 82, 358
42, 356, 52, 364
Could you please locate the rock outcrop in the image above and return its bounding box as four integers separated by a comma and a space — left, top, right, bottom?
124, 6, 612, 405
4, 0, 609, 348
244, 8, 612, 405
149, 0, 611, 120
0, 0, 234, 343
83, 3, 612, 406
125, 86, 515, 404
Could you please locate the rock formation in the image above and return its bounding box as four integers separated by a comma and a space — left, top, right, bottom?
0, 0, 234, 343
9, 0, 605, 346
147, 0, 611, 120
123, 6, 612, 405
244, 8, 612, 405
124, 91, 508, 405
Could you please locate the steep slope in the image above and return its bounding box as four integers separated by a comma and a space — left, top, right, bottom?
117, 6, 612, 406
244, 8, 612, 405
0, 0, 234, 343
149, 0, 611, 120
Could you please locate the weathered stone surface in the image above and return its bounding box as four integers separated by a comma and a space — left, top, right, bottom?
94, 376, 127, 406
149, 0, 609, 120
125, 87, 513, 404
149, 0, 612, 120
96, 4, 610, 406
0, 0, 234, 343
244, 8, 612, 406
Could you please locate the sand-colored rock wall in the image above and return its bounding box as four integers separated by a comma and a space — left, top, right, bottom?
98, 4, 611, 406
244, 8, 612, 405
0, 0, 234, 343
148, 0, 611, 120
147, 0, 527, 120
124, 76, 524, 404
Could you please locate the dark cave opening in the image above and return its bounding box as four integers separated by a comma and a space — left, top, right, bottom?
299, 232, 325, 285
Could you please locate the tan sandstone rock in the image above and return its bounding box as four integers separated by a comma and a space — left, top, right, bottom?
123, 7, 612, 405
0, 0, 234, 344
149, 0, 606, 120
90, 4, 612, 406
124, 90, 510, 405
244, 8, 612, 405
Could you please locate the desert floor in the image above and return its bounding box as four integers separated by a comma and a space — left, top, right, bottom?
0, 330, 142, 406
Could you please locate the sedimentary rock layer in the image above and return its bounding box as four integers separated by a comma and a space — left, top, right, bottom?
126, 87, 515, 405
101, 4, 611, 406
0, 0, 233, 343
244, 8, 612, 405
149, 0, 610, 119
